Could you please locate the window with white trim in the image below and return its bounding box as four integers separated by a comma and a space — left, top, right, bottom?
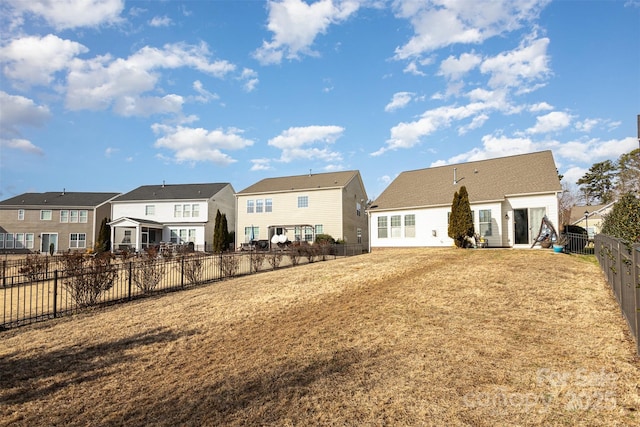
26, 233, 34, 249
315, 224, 323, 235
70, 210, 79, 223
60, 210, 69, 222
377, 216, 388, 238
146, 205, 155, 216
70, 233, 86, 249
256, 199, 263, 213
40, 210, 52, 220
357, 228, 362, 244
356, 202, 362, 216
247, 200, 254, 213
79, 210, 88, 223
304, 226, 313, 242
183, 204, 191, 218
244, 226, 259, 242
265, 199, 272, 212
174, 205, 182, 218
390, 215, 401, 238
15, 233, 25, 249
404, 214, 416, 238
192, 204, 200, 217
5, 233, 14, 249
0, 234, 4, 248
479, 209, 492, 236
297, 196, 308, 208
18, 209, 24, 220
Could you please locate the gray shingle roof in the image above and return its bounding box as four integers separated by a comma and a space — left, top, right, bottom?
372, 151, 562, 210
237, 170, 361, 194
113, 183, 230, 202
0, 192, 120, 208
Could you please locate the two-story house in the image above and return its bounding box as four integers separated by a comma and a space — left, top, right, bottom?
368, 151, 563, 249
109, 182, 235, 252
0, 191, 119, 254
236, 170, 369, 249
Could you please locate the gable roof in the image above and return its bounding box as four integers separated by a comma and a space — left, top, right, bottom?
0, 192, 119, 208
113, 183, 230, 202
570, 202, 616, 224
372, 151, 561, 210
237, 170, 362, 195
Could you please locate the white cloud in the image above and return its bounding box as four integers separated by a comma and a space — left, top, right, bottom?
529, 102, 553, 112
6, 0, 125, 30
152, 123, 254, 166
253, 0, 360, 65
0, 34, 88, 87
192, 80, 219, 103
385, 92, 414, 112
555, 137, 638, 164
574, 118, 599, 132
149, 16, 172, 27
65, 42, 235, 116
438, 52, 482, 80
268, 125, 344, 162
239, 68, 259, 92
480, 35, 551, 91
250, 158, 273, 171
373, 102, 490, 156
393, 0, 549, 59
0, 91, 49, 155
527, 111, 573, 134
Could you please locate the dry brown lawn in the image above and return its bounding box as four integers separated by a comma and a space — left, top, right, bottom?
1, 248, 638, 426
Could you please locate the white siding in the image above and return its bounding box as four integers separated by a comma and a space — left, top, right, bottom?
370, 192, 559, 249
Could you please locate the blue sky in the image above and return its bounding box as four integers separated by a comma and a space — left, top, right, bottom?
1, 0, 638, 201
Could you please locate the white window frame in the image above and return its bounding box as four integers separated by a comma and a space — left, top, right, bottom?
146, 205, 155, 216
79, 210, 88, 223
183, 204, 191, 218
390, 215, 401, 238
0, 234, 4, 248
404, 214, 416, 238
192, 204, 200, 217
247, 200, 254, 213
40, 210, 52, 221
26, 233, 34, 249
70, 233, 87, 249
18, 209, 24, 220
174, 205, 182, 218
15, 233, 25, 249
356, 202, 362, 216
315, 224, 323, 235
5, 233, 14, 249
256, 199, 263, 213
297, 196, 308, 208
479, 209, 492, 237
70, 210, 79, 223
60, 210, 69, 223
265, 199, 272, 213
377, 216, 388, 238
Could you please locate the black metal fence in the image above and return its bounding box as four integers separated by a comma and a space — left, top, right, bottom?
1, 244, 363, 330
594, 234, 640, 355
560, 232, 593, 255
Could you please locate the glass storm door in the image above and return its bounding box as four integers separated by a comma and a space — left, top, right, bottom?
41, 233, 58, 253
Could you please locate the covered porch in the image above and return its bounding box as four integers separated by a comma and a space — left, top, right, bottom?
108, 217, 164, 253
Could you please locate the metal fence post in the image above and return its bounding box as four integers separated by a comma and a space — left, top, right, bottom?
181, 256, 185, 289
53, 270, 58, 319
128, 261, 133, 300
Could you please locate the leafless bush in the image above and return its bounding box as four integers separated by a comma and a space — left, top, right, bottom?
221, 254, 240, 278
250, 251, 266, 273
299, 245, 319, 263
183, 255, 204, 284
62, 252, 117, 307
268, 251, 283, 270
288, 247, 301, 266
132, 247, 165, 293
19, 253, 49, 283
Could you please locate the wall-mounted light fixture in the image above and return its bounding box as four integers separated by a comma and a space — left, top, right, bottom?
432, 230, 437, 237
504, 213, 509, 220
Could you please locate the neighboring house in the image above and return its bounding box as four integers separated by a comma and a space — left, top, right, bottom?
0, 191, 119, 254
109, 183, 235, 253
368, 151, 563, 249
236, 170, 368, 249
569, 202, 615, 238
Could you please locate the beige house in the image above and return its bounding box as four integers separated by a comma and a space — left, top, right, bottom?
569, 202, 615, 238
236, 170, 368, 249
0, 191, 119, 254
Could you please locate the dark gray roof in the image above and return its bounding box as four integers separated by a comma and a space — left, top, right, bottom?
372, 151, 562, 210
113, 183, 230, 202
0, 192, 119, 208
238, 170, 360, 194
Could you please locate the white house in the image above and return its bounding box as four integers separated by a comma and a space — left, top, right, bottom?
109, 182, 235, 252
236, 170, 368, 249
368, 151, 563, 249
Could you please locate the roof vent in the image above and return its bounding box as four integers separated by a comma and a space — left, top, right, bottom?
453, 167, 457, 185
309, 169, 312, 176
62, 188, 65, 195
162, 180, 165, 188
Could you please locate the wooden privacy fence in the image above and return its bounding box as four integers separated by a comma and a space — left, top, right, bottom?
1, 244, 363, 330
594, 234, 640, 355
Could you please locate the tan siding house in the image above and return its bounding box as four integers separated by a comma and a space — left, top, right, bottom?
0, 191, 119, 253
369, 151, 562, 249
236, 171, 368, 249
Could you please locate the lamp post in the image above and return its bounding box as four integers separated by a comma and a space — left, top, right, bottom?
584, 210, 589, 239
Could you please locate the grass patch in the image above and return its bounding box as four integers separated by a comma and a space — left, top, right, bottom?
1, 248, 638, 426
